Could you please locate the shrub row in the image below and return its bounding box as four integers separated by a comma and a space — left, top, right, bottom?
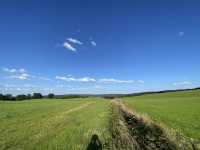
0, 93, 54, 101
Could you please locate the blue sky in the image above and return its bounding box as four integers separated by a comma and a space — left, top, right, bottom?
0, 0, 200, 95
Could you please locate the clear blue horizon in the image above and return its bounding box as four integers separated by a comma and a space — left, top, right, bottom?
0, 0, 200, 95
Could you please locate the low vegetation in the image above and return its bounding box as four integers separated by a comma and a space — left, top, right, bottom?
123, 89, 200, 140
0, 93, 43, 101
0, 98, 111, 150
0, 89, 200, 149
0, 93, 89, 101
110, 100, 181, 150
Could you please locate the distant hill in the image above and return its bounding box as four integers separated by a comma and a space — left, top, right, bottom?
52, 87, 200, 99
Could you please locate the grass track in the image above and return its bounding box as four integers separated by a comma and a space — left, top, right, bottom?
123, 89, 200, 139
0, 98, 111, 150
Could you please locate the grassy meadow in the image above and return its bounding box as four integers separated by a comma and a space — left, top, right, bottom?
123, 89, 200, 139
0, 89, 200, 150
0, 98, 111, 150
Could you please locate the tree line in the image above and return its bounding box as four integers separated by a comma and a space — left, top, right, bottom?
0, 93, 55, 101
0, 93, 89, 101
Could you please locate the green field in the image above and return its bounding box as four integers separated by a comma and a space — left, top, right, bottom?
123, 89, 200, 139
0, 90, 200, 150
0, 98, 111, 150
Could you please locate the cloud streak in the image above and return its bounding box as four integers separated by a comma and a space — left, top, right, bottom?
63, 42, 77, 52
56, 76, 96, 82
179, 32, 184, 37
3, 67, 52, 81
98, 79, 144, 84
9, 73, 30, 80
91, 41, 97, 46
56, 76, 144, 84
67, 38, 83, 45
3, 68, 26, 73
98, 78, 134, 84
173, 81, 192, 86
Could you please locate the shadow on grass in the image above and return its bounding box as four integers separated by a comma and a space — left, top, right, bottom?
86, 134, 102, 150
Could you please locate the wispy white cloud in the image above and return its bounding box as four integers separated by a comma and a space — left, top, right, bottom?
78, 77, 96, 82
137, 80, 145, 84
3, 67, 52, 81
67, 38, 83, 45
179, 31, 184, 37
55, 75, 144, 84
55, 76, 74, 81
3, 68, 16, 73
55, 76, 96, 82
98, 78, 134, 84
2, 68, 26, 73
91, 41, 97, 46
63, 42, 76, 52
9, 73, 30, 80
19, 68, 26, 73
173, 81, 192, 86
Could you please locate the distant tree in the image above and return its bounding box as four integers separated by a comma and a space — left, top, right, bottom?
4, 94, 14, 101
27, 94, 32, 100
16, 94, 27, 101
61, 95, 88, 99
103, 96, 115, 99
48, 93, 55, 99
0, 94, 4, 100
32, 93, 43, 99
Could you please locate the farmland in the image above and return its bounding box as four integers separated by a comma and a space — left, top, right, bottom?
123, 89, 200, 139
0, 89, 200, 149
0, 98, 111, 150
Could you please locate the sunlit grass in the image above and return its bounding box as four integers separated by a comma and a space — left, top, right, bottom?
123, 89, 200, 139
0, 98, 111, 150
